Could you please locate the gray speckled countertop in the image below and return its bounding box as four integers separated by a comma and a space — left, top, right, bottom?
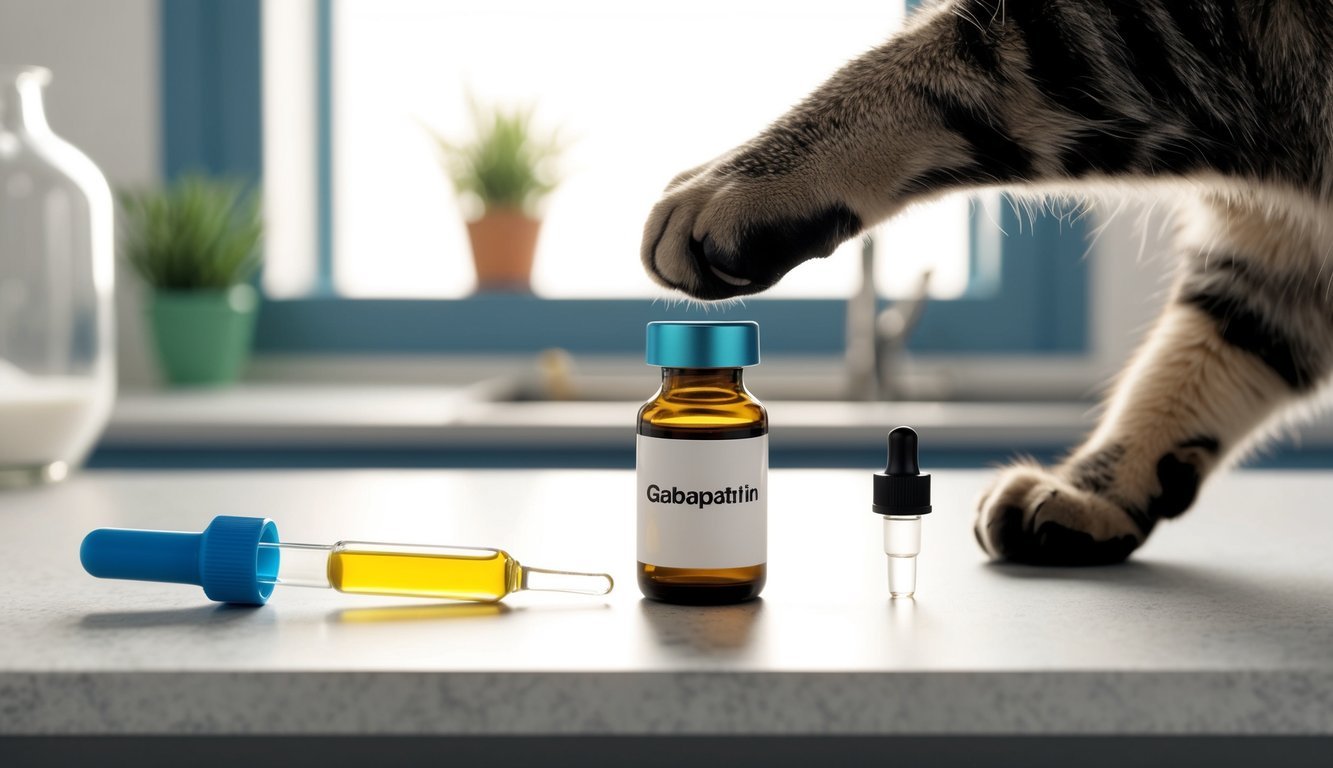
2, 469, 1332, 736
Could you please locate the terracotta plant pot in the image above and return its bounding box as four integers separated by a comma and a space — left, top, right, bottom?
465, 209, 541, 293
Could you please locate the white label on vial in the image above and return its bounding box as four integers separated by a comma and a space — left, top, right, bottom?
636, 434, 767, 569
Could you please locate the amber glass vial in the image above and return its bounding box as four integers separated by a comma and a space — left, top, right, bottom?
637, 321, 767, 605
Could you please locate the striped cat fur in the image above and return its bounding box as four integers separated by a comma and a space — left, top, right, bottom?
640, 0, 1333, 564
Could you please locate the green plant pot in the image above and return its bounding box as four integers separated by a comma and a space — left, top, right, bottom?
149, 284, 259, 386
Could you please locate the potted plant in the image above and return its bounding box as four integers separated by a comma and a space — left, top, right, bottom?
119, 176, 263, 386
429, 100, 563, 293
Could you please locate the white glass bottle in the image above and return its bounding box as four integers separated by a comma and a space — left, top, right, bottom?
0, 67, 115, 486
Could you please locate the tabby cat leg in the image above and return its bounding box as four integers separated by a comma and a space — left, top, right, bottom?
975, 203, 1333, 565
643, 0, 1277, 300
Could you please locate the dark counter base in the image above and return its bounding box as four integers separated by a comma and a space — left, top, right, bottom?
6, 735, 1332, 768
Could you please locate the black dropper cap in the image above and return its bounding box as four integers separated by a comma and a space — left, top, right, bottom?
873, 426, 932, 516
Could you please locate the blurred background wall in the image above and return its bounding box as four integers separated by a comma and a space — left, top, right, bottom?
0, 0, 159, 386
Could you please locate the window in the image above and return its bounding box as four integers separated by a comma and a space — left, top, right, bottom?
167, 0, 1090, 355
269, 0, 971, 300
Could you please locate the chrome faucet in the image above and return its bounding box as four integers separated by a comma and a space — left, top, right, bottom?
845, 234, 932, 400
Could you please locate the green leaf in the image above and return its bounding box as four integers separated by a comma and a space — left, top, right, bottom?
118, 174, 264, 291
426, 96, 565, 216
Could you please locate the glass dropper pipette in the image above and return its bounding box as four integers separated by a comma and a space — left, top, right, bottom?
872, 427, 932, 599
80, 516, 613, 606
266, 540, 612, 602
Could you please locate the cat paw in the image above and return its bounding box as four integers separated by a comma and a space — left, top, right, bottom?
640, 158, 862, 300
973, 465, 1147, 566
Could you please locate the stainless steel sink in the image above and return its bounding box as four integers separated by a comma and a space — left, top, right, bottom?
484, 370, 1087, 404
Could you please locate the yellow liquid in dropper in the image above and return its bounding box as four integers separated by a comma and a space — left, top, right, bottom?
327, 547, 520, 602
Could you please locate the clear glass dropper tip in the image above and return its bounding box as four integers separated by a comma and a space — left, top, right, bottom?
888, 555, 916, 599
520, 565, 615, 596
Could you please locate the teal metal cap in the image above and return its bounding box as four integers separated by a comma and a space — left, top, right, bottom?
645, 321, 760, 368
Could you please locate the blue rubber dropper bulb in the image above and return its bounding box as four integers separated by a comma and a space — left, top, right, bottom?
79, 515, 281, 605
